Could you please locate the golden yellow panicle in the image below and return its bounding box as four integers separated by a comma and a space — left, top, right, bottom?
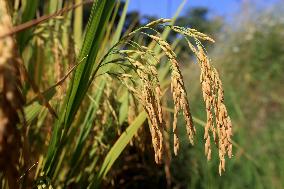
196, 45, 233, 175
125, 56, 165, 164
115, 23, 232, 174
146, 34, 196, 155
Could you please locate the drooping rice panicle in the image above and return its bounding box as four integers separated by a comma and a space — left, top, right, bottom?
143, 33, 196, 155
102, 19, 233, 173
196, 45, 233, 175
115, 55, 165, 163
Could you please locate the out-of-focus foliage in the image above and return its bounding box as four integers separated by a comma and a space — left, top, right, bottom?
176, 7, 223, 34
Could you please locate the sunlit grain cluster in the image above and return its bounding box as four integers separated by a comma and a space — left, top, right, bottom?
197, 45, 233, 175
126, 56, 164, 163
104, 19, 233, 174
146, 34, 195, 155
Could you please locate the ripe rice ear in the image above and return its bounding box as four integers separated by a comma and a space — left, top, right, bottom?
145, 34, 196, 155
196, 45, 233, 175
104, 21, 233, 174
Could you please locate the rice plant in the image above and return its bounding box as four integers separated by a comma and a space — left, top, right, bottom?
0, 0, 233, 188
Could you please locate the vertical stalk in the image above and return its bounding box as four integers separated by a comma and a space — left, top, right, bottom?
74, 0, 83, 48
0, 0, 25, 188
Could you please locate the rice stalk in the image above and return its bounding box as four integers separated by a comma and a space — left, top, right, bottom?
0, 1, 25, 188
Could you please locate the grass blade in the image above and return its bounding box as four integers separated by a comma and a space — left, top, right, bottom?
92, 111, 147, 187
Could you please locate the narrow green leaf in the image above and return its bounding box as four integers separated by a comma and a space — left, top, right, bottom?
93, 111, 147, 186
43, 0, 116, 177
17, 0, 38, 52
112, 0, 129, 45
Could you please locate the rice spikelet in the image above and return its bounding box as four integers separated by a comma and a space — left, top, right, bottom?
197, 45, 233, 175
171, 26, 215, 43
146, 34, 196, 155
125, 56, 165, 164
